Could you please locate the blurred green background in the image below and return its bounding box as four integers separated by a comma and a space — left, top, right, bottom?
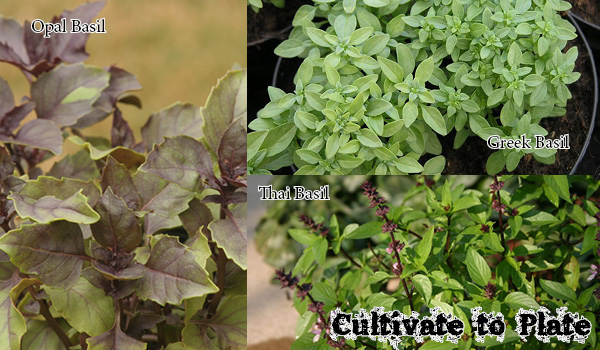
0, 0, 246, 142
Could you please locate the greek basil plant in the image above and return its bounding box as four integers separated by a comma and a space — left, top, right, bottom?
248, 0, 579, 175
272, 175, 600, 349
0, 2, 247, 349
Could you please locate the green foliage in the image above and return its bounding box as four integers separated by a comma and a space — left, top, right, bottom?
248, 0, 286, 12
0, 3, 247, 349
248, 0, 580, 174
264, 175, 600, 349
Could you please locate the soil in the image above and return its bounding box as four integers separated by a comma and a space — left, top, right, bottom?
569, 0, 600, 26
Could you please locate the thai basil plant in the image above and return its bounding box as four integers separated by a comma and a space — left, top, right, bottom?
268, 175, 600, 349
248, 0, 580, 175
0, 2, 247, 349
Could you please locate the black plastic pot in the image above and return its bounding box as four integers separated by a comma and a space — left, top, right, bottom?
569, 13, 600, 175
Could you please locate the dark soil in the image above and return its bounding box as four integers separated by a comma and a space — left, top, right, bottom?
248, 0, 305, 121
442, 31, 596, 175
569, 0, 600, 27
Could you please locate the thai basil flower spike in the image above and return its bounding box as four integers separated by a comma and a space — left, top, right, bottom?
274, 269, 346, 348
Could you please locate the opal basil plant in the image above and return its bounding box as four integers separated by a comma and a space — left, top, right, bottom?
0, 2, 247, 349
270, 175, 600, 349
248, 0, 580, 175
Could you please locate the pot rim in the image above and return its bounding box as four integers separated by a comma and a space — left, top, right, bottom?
569, 11, 600, 32
569, 13, 599, 175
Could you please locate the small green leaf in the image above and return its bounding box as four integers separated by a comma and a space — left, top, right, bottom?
539, 279, 577, 303
345, 222, 383, 239
466, 249, 491, 287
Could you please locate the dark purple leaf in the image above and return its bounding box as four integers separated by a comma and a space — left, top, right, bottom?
179, 199, 214, 237
202, 69, 247, 154
86, 323, 146, 350
0, 146, 14, 180
140, 136, 217, 192
31, 63, 110, 127
0, 102, 35, 136
91, 260, 145, 280
111, 108, 135, 148
73, 66, 142, 129
141, 103, 203, 152
0, 221, 88, 289
0, 119, 63, 155
209, 206, 246, 270
100, 157, 142, 210
48, 2, 105, 64
134, 235, 218, 305
0, 77, 14, 118
218, 121, 246, 180
202, 191, 247, 205
48, 149, 100, 181
90, 188, 141, 253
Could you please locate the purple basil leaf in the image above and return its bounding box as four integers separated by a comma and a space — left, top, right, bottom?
179, 199, 214, 237
0, 77, 14, 118
202, 191, 247, 205
31, 63, 110, 127
134, 235, 218, 306
0, 146, 14, 180
190, 295, 247, 349
141, 103, 203, 152
82, 267, 135, 299
209, 206, 247, 270
47, 149, 100, 181
90, 188, 142, 253
0, 17, 30, 70
0, 119, 63, 155
118, 95, 142, 108
0, 221, 88, 289
86, 323, 146, 350
111, 107, 135, 148
132, 171, 195, 235
48, 1, 105, 64
73, 66, 142, 129
91, 260, 145, 280
140, 136, 217, 192
0, 101, 35, 137
202, 69, 247, 154
100, 157, 142, 210
218, 120, 246, 180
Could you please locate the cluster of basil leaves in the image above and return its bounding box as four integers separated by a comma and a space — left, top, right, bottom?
248, 0, 580, 175
0, 2, 247, 350
248, 0, 285, 13
267, 175, 600, 349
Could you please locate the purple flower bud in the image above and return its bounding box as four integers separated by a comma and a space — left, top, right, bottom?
382, 222, 398, 233
274, 268, 299, 289
481, 224, 490, 233
376, 205, 390, 217
594, 287, 600, 300
308, 301, 324, 313
589, 264, 599, 281
492, 200, 506, 212
484, 282, 497, 299
489, 179, 504, 193
392, 262, 402, 276
296, 283, 312, 301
